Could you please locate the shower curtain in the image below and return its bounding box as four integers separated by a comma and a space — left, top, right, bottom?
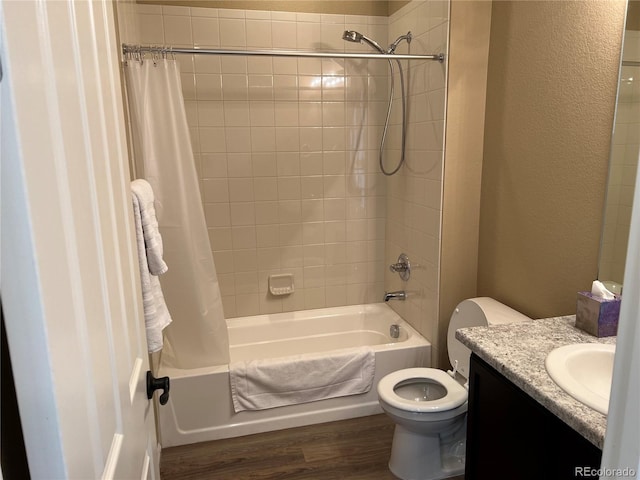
125, 57, 230, 369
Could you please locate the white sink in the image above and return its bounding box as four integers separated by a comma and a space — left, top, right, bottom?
545, 343, 615, 415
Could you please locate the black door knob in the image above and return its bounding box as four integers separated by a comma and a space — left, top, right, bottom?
146, 371, 170, 405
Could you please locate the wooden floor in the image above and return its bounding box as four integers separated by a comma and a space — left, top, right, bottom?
161, 414, 399, 479
160, 415, 466, 480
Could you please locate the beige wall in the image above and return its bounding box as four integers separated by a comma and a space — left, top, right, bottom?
137, 1, 411, 17
438, 0, 492, 368
478, 1, 626, 319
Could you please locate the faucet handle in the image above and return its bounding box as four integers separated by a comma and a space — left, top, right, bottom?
389, 253, 410, 281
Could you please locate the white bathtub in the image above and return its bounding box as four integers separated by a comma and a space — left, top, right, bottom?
158, 303, 430, 447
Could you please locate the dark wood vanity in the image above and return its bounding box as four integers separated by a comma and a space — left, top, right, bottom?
464, 354, 602, 479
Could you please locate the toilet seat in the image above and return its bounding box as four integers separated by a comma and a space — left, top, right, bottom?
377, 368, 467, 413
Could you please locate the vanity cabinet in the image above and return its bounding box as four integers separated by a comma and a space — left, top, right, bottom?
465, 354, 602, 480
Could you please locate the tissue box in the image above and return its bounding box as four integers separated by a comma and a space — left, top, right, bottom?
575, 292, 621, 337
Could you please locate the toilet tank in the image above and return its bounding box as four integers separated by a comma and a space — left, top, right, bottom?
447, 297, 531, 379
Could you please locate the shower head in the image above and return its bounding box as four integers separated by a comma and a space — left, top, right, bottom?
342, 30, 363, 43
342, 30, 386, 54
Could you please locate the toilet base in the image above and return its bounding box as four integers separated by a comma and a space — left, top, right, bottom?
388, 424, 465, 480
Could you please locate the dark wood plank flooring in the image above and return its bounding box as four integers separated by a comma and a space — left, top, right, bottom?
160, 414, 466, 480
161, 414, 399, 479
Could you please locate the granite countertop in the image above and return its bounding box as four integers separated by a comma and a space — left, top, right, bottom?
455, 316, 615, 449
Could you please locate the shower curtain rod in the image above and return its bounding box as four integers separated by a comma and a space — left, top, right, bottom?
623, 60, 640, 67
122, 44, 445, 62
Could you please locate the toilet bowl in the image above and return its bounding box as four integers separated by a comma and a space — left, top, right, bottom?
377, 297, 531, 480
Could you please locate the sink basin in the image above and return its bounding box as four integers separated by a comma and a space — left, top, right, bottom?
545, 343, 615, 415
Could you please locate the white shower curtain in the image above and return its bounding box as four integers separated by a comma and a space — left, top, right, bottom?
125, 58, 230, 369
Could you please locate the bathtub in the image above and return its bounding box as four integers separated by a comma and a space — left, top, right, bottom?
158, 303, 430, 447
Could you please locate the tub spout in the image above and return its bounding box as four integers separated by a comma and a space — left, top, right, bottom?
384, 291, 406, 302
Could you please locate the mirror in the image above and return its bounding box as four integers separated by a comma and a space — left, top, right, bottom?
598, 0, 640, 293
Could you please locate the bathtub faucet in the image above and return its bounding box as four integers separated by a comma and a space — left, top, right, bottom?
384, 291, 406, 302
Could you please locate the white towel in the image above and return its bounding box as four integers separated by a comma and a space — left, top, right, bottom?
131, 179, 172, 353
131, 179, 168, 276
229, 347, 375, 412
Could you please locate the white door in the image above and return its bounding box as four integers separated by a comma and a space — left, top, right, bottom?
0, 1, 159, 478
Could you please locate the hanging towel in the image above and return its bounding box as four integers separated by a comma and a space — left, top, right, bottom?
131, 179, 172, 353
229, 347, 375, 412
131, 180, 168, 276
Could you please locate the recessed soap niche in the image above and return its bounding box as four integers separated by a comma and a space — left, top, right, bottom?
269, 274, 294, 296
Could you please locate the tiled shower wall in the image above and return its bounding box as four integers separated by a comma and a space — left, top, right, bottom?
384, 1, 448, 362
137, 4, 390, 317
135, 1, 448, 339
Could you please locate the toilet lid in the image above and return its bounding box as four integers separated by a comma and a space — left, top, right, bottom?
377, 368, 467, 413
447, 298, 530, 380
447, 299, 488, 379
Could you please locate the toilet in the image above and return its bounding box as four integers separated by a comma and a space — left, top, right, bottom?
377, 297, 531, 480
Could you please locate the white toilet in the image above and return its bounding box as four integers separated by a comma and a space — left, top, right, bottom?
377, 297, 531, 480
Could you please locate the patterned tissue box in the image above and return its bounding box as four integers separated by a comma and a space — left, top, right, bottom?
575, 292, 621, 337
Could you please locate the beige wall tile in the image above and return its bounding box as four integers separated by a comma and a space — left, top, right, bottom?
136, 2, 451, 318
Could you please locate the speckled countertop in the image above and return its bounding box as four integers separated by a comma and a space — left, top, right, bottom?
455, 316, 615, 449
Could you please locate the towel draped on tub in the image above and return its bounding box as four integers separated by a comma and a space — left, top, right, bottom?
229, 346, 376, 412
